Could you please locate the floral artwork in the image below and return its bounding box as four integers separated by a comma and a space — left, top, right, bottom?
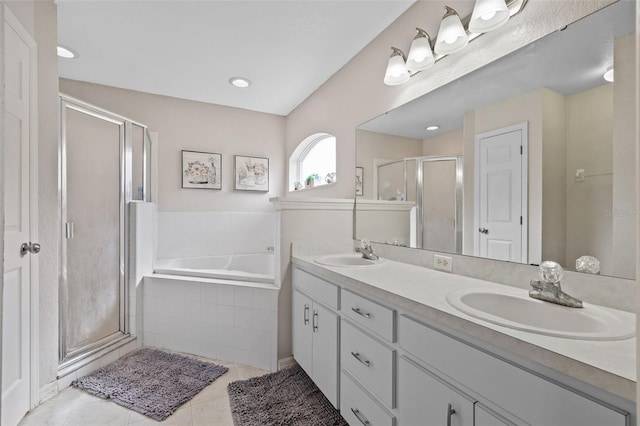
234, 155, 269, 191
182, 151, 222, 190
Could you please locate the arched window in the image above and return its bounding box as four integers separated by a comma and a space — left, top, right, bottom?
289, 133, 336, 191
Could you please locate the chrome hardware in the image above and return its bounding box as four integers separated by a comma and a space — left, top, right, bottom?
357, 239, 379, 261
350, 351, 371, 367
303, 304, 309, 325
20, 242, 40, 256
65, 222, 75, 239
351, 408, 370, 425
266, 246, 274, 253
312, 310, 318, 332
529, 261, 583, 308
447, 403, 456, 426
351, 307, 371, 319
478, 227, 489, 234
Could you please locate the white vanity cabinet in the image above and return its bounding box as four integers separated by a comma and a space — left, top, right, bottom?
292, 268, 340, 408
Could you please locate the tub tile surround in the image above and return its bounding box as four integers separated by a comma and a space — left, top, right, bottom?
292, 243, 636, 402
143, 275, 278, 371
156, 211, 276, 259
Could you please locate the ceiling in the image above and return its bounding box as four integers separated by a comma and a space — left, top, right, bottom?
56, 0, 415, 116
359, 0, 635, 140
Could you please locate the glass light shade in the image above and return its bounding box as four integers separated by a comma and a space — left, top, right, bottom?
384, 48, 410, 86
406, 30, 435, 72
604, 68, 614, 82
469, 0, 510, 33
434, 8, 469, 55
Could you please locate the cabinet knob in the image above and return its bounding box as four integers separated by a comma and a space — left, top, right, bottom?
350, 408, 370, 425
303, 304, 309, 325
312, 311, 318, 332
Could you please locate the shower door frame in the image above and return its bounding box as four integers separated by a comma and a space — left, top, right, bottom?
414, 155, 463, 251
58, 94, 148, 372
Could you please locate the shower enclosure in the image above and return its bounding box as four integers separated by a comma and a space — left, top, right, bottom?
58, 95, 151, 373
377, 155, 462, 252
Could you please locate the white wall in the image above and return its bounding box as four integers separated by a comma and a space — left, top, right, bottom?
59, 79, 286, 213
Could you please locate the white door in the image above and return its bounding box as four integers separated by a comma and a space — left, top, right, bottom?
475, 123, 528, 263
3, 9, 36, 426
310, 303, 338, 408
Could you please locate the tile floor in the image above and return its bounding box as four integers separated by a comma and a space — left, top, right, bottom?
18, 357, 269, 426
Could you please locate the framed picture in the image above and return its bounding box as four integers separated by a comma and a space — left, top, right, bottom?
234, 155, 269, 192
182, 150, 222, 190
355, 167, 364, 196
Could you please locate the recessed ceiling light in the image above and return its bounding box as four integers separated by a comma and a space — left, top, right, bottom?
57, 45, 78, 59
426, 125, 440, 131
603, 68, 614, 82
229, 77, 252, 88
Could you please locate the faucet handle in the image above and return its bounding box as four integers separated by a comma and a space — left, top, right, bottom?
360, 239, 372, 250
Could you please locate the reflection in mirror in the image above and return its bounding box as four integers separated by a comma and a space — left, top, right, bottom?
355, 1, 636, 279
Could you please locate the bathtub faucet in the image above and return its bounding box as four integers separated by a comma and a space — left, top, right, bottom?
356, 239, 378, 261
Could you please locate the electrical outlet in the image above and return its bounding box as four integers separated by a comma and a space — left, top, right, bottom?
434, 254, 453, 272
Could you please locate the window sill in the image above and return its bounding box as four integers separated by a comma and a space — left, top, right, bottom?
289, 182, 337, 193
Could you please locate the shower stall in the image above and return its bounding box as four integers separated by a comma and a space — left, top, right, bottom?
377, 155, 463, 252
58, 94, 152, 374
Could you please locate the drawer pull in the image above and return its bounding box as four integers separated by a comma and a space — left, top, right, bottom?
351, 307, 371, 318
446, 403, 456, 426
312, 310, 318, 332
303, 304, 309, 325
350, 351, 371, 367
350, 408, 370, 425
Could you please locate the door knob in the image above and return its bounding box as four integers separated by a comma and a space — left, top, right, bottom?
20, 242, 41, 256
479, 228, 489, 234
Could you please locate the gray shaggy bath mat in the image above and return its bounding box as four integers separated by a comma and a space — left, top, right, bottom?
228, 364, 347, 426
72, 347, 228, 421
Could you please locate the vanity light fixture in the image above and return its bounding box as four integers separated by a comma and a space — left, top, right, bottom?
384, 47, 411, 86
383, 0, 528, 86
426, 125, 440, 131
603, 67, 614, 82
406, 28, 435, 72
229, 77, 252, 88
468, 0, 510, 33
434, 7, 469, 55
57, 45, 78, 59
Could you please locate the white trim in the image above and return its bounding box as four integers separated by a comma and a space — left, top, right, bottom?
277, 356, 298, 370
38, 382, 58, 404
473, 122, 528, 263
4, 5, 40, 411
270, 197, 354, 211
356, 200, 415, 212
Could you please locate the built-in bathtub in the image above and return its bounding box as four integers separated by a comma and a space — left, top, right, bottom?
154, 253, 275, 284
145, 252, 278, 371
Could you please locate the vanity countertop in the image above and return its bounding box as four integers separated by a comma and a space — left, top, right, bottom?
292, 254, 636, 401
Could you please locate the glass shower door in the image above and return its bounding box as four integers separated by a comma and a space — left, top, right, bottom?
60, 99, 128, 365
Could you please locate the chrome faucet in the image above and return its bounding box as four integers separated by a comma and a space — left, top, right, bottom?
529, 261, 583, 308
356, 239, 379, 261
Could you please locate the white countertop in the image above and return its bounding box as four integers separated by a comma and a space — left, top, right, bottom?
292, 254, 636, 401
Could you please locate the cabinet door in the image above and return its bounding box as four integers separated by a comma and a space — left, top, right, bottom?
397, 357, 474, 426
293, 290, 313, 376
312, 302, 340, 408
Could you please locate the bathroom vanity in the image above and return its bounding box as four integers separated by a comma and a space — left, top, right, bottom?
292, 254, 635, 426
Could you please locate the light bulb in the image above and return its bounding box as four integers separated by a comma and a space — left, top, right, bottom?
481, 10, 497, 20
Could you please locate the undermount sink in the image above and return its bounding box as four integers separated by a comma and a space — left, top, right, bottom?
446, 288, 635, 341
314, 253, 383, 267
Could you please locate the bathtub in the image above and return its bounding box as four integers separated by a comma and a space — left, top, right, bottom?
154, 253, 275, 284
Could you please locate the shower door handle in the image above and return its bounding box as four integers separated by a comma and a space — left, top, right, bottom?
66, 222, 75, 239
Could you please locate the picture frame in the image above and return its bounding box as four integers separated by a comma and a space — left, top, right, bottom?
182, 150, 222, 190
355, 166, 364, 196
234, 155, 269, 192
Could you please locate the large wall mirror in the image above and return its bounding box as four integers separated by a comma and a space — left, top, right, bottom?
355, 0, 636, 279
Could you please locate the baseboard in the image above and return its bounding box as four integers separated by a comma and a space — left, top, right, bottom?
39, 381, 59, 404
277, 356, 297, 370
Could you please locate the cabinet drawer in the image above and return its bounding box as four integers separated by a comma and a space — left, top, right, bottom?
398, 315, 628, 426
293, 268, 339, 310
341, 372, 395, 426
341, 320, 395, 408
397, 357, 474, 426
342, 289, 395, 342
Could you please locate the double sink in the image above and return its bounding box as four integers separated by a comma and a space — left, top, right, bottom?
313, 254, 635, 342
